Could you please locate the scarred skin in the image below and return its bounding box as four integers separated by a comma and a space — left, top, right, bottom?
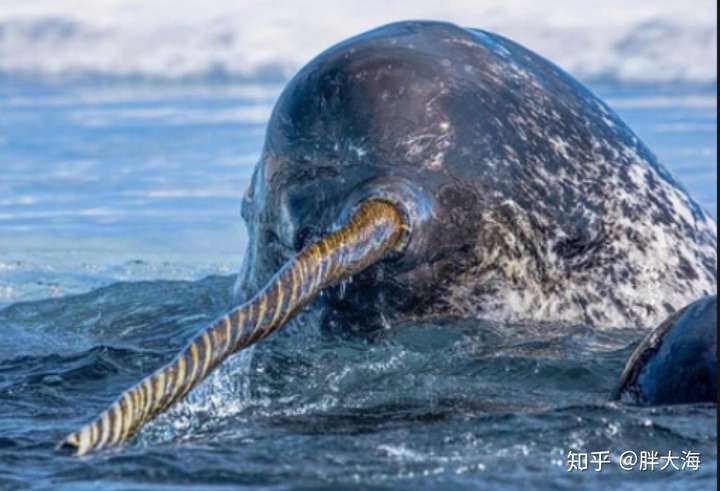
237, 20, 717, 330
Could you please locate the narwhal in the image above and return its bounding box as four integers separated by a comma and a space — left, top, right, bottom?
60, 21, 717, 455
613, 295, 717, 406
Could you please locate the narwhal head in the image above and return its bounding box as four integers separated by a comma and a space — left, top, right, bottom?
239, 19, 719, 331
236, 21, 509, 330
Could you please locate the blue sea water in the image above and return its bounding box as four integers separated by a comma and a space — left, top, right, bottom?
0, 78, 716, 490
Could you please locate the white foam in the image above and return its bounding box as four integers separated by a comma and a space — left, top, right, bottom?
67, 104, 272, 127
0, 0, 716, 83
605, 95, 718, 109
145, 186, 238, 199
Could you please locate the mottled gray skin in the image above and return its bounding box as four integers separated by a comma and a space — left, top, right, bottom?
613, 296, 717, 405
236, 21, 717, 331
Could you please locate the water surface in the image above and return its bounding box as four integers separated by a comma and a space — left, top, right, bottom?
0, 80, 716, 490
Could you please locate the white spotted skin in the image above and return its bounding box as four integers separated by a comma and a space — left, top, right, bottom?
445, 199, 716, 329
239, 21, 717, 330
433, 57, 718, 328
438, 68, 716, 328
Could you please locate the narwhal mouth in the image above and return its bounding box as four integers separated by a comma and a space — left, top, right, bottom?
58, 199, 409, 456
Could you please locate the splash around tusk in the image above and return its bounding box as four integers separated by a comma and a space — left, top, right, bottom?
58, 199, 406, 456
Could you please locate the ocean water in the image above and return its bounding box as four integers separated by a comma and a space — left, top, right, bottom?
0, 5, 718, 489
0, 77, 715, 491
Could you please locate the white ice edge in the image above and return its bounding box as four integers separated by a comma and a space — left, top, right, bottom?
0, 0, 716, 84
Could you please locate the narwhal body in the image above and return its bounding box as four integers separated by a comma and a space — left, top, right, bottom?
614, 295, 717, 406
60, 21, 717, 455
237, 21, 716, 330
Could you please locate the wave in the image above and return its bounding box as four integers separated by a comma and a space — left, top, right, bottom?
0, 0, 716, 84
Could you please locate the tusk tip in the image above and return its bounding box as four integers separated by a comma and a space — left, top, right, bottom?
56, 433, 81, 456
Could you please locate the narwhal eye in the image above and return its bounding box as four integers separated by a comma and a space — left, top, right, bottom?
294, 226, 319, 251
